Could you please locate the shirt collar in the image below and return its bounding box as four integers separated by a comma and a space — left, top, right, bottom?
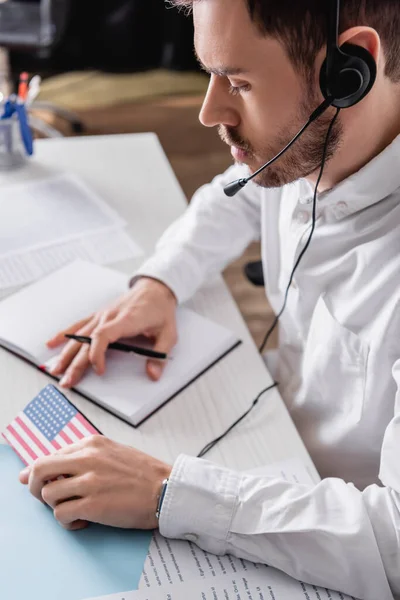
298, 133, 400, 221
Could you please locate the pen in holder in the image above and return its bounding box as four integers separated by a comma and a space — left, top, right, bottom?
0, 99, 33, 170
0, 114, 27, 169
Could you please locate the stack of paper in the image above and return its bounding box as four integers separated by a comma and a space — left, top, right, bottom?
0, 173, 143, 293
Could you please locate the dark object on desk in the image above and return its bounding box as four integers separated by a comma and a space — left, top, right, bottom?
244, 260, 265, 287
0, 0, 84, 134
9, 0, 199, 74
0, 0, 69, 51
65, 334, 168, 361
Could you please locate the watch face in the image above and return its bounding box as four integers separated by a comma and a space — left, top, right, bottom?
156, 479, 169, 520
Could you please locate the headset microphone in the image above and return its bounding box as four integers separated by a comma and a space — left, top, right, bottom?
224, 97, 333, 197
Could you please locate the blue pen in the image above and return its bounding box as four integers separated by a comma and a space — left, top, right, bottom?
15, 103, 33, 155
1, 97, 15, 120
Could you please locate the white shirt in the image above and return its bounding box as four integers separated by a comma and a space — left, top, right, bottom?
135, 135, 400, 600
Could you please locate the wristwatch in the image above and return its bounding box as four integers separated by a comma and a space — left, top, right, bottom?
156, 478, 169, 520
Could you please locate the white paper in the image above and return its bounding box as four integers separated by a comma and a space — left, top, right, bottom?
0, 228, 142, 292
141, 533, 267, 590
0, 260, 128, 359
87, 571, 355, 600
0, 173, 126, 258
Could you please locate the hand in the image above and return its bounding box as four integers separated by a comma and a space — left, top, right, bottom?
47, 277, 178, 388
19, 436, 172, 531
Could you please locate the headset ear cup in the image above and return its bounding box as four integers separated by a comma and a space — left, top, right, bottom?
320, 43, 377, 109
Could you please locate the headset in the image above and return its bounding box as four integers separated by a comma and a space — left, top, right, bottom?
198, 0, 378, 458
223, 0, 377, 197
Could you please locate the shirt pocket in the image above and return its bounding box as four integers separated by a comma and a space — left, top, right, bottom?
298, 295, 369, 430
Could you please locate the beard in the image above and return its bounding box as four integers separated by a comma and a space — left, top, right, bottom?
218, 92, 343, 189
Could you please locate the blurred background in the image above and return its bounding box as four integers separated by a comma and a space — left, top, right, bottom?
0, 0, 275, 348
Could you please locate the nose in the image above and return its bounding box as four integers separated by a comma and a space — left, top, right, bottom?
199, 75, 240, 129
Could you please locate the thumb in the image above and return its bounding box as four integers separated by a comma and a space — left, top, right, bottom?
147, 327, 177, 381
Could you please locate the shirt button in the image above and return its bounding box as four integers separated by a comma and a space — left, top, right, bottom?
291, 280, 298, 289
185, 534, 198, 543
296, 210, 310, 224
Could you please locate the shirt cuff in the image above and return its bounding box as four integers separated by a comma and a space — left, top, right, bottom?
159, 454, 241, 556
129, 255, 195, 305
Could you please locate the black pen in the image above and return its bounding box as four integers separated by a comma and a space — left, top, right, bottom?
64, 334, 168, 361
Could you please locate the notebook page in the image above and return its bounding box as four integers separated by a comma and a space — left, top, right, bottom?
0, 260, 127, 360
68, 309, 238, 425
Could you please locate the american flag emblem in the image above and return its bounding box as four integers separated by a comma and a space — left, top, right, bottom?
2, 384, 100, 466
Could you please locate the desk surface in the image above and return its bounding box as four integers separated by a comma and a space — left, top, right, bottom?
0, 133, 318, 481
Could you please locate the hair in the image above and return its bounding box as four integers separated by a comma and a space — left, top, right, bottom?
169, 0, 400, 82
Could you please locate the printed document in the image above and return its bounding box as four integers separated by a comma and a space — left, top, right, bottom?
0, 173, 142, 290
0, 173, 126, 257
87, 571, 355, 600
0, 227, 142, 292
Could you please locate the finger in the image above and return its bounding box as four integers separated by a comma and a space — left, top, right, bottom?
49, 340, 83, 376
29, 456, 81, 501
50, 318, 99, 376
60, 344, 91, 388
146, 326, 178, 381
41, 476, 85, 509
89, 314, 138, 375
46, 317, 94, 349
19, 443, 83, 484
54, 498, 90, 527
53, 438, 98, 455
60, 519, 89, 531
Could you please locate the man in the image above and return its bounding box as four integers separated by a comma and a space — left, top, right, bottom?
18, 1, 400, 598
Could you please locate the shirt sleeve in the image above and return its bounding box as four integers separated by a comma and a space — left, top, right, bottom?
160, 360, 400, 600
130, 164, 262, 304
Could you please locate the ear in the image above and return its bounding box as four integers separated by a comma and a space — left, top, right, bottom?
339, 27, 381, 66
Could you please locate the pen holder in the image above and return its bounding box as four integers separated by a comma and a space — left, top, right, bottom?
0, 114, 30, 170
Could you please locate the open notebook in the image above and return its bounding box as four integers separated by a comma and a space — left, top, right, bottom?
0, 260, 241, 426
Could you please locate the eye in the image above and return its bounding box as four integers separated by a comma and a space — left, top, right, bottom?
228, 83, 251, 96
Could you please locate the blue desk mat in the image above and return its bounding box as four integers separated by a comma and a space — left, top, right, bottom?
0, 444, 152, 600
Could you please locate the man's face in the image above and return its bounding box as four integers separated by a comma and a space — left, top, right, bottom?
194, 0, 342, 188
